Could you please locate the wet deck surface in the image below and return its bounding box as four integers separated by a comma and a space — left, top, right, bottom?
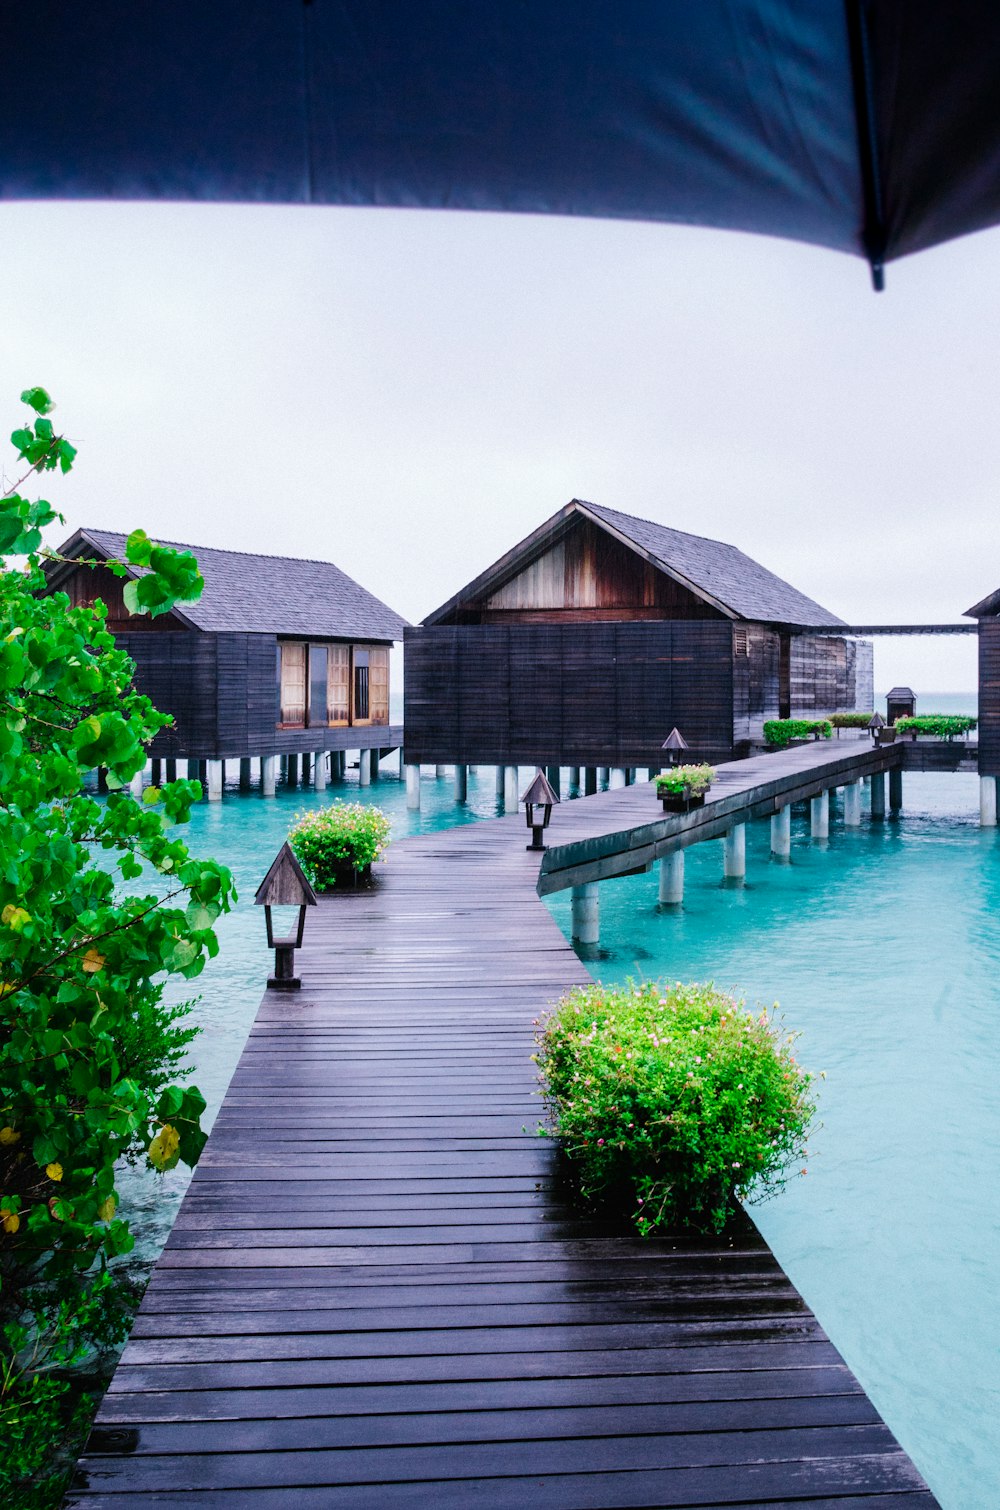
71, 752, 937, 1506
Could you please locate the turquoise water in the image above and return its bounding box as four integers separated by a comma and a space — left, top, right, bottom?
545, 766, 997, 1510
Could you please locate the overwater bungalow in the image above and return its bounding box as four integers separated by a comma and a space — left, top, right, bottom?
404, 499, 873, 772
45, 529, 408, 795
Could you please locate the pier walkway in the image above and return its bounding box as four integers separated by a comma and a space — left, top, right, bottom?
72, 741, 937, 1507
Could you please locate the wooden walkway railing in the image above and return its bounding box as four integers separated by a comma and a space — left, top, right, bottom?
70, 752, 938, 1507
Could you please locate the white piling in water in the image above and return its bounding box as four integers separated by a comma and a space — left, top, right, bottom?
658, 850, 684, 904
810, 790, 829, 839
405, 764, 421, 810
571, 883, 600, 944
723, 824, 746, 879
770, 804, 791, 857
980, 774, 997, 827
844, 780, 862, 826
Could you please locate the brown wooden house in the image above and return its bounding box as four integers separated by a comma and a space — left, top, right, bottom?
45, 529, 408, 765
404, 500, 872, 768
966, 586, 1000, 778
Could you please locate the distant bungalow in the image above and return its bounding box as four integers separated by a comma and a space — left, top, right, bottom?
45, 529, 408, 795
404, 499, 873, 774
965, 586, 1000, 793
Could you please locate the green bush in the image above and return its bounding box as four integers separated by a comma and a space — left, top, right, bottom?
763, 717, 833, 748
654, 763, 716, 796
831, 711, 875, 728
289, 802, 391, 890
895, 714, 977, 738
535, 980, 817, 1236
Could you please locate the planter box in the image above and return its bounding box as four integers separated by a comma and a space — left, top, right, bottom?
324, 861, 373, 890
658, 790, 707, 814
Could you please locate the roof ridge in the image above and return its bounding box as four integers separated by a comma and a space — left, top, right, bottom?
578, 499, 746, 556
80, 528, 363, 573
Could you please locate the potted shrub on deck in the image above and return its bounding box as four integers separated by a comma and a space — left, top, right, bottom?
288, 801, 390, 890
655, 763, 715, 813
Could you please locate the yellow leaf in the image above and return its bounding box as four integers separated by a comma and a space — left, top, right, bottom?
98, 1195, 117, 1223
81, 948, 105, 974
1, 1208, 20, 1234
148, 1124, 181, 1171
1, 905, 30, 932
0, 1126, 20, 1146
45, 1161, 63, 1182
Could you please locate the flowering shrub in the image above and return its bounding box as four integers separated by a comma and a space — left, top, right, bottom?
288, 802, 390, 890
763, 718, 832, 747
535, 980, 817, 1235
655, 763, 715, 796
895, 714, 977, 738
831, 711, 875, 728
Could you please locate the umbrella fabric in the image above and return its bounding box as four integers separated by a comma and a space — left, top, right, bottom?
3, 1, 1000, 280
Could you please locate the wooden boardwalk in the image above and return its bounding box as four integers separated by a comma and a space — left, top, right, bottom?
71, 747, 938, 1507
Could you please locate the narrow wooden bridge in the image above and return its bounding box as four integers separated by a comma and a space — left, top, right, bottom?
71, 741, 938, 1507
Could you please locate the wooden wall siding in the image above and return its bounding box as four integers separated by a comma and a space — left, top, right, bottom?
789, 637, 866, 717
403, 621, 734, 766
855, 640, 875, 712
60, 562, 186, 632
978, 621, 1000, 776
465, 518, 724, 623
118, 634, 399, 761
732, 627, 780, 745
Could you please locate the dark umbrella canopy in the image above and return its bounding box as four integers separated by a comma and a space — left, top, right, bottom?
4, 1, 1000, 284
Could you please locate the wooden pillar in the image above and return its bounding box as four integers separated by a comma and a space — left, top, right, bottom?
584, 768, 598, 796
771, 804, 791, 858
571, 883, 599, 945
359, 749, 372, 787
658, 850, 684, 905
151, 759, 162, 785
597, 767, 610, 785
239, 757, 252, 791
569, 767, 581, 788
496, 765, 505, 797
810, 790, 829, 839
844, 780, 862, 827
889, 768, 903, 812
406, 764, 421, 810
870, 771, 886, 820
435, 764, 447, 779
503, 765, 519, 815
261, 756, 277, 797
370, 749, 380, 780
165, 759, 177, 783
454, 764, 468, 802
723, 824, 746, 879
286, 754, 299, 787
545, 765, 561, 797
980, 774, 997, 828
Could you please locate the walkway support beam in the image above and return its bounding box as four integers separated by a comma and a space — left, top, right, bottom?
313, 752, 328, 792
503, 765, 519, 814
844, 780, 862, 826
770, 804, 791, 858
810, 790, 829, 839
980, 774, 998, 827
658, 850, 684, 905
359, 749, 371, 787
571, 882, 599, 945
889, 768, 903, 812
870, 771, 886, 820
206, 759, 223, 803
454, 764, 468, 803
723, 824, 746, 879
261, 756, 277, 797
405, 763, 421, 810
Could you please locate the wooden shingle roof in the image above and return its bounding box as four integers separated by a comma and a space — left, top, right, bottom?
423, 499, 846, 629
55, 529, 409, 640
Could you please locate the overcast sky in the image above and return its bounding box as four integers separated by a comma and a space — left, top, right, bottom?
1, 200, 994, 691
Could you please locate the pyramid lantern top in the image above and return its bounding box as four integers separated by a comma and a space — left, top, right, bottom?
254, 842, 318, 909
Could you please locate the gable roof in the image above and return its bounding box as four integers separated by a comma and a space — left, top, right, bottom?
50, 529, 409, 640
965, 587, 1000, 618
424, 499, 845, 629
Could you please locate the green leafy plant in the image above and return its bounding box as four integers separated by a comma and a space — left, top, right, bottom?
763, 717, 833, 748
894, 714, 977, 738
535, 980, 817, 1236
0, 386, 236, 1488
831, 711, 875, 729
655, 763, 716, 796
289, 801, 391, 890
